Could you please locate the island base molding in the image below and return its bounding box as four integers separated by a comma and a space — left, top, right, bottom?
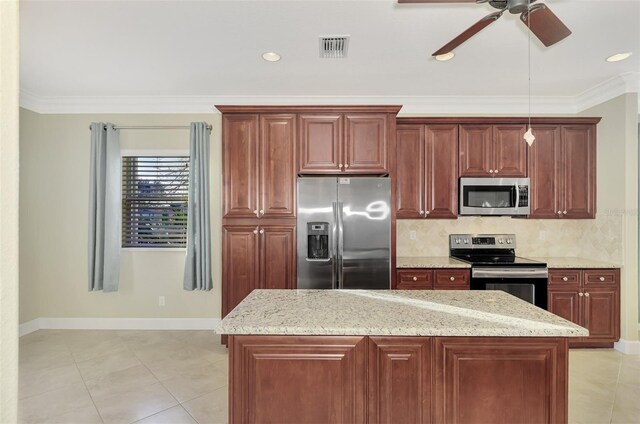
228, 335, 569, 424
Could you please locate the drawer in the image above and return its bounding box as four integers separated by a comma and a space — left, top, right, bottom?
548, 269, 582, 286
434, 269, 470, 289
584, 269, 619, 287
396, 270, 433, 290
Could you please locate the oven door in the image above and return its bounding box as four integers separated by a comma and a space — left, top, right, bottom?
459, 178, 530, 216
471, 267, 548, 309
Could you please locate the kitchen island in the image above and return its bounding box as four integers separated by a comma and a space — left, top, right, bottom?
216, 289, 587, 424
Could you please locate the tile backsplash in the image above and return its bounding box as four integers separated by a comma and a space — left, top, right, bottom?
397, 214, 623, 264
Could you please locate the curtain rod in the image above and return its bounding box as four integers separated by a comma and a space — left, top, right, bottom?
89, 124, 212, 131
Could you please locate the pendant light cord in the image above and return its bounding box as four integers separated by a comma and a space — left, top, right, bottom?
527, 0, 532, 131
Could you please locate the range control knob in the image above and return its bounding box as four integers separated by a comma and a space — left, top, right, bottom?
463, 239, 469, 244
498, 239, 504, 244
506, 239, 512, 244
455, 238, 460, 244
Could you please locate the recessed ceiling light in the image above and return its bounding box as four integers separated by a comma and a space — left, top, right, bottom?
606, 52, 632, 63
435, 52, 455, 62
262, 52, 281, 62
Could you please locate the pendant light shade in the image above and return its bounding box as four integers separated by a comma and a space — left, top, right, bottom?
524, 127, 536, 146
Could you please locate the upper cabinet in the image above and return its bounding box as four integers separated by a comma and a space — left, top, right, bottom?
529, 124, 596, 219
298, 109, 399, 175
222, 113, 296, 219
396, 124, 458, 219
459, 124, 527, 177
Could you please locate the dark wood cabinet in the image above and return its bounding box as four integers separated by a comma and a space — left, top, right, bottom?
529, 124, 596, 219
222, 113, 296, 219
396, 268, 470, 290
547, 268, 620, 347
396, 124, 457, 219
223, 224, 296, 318
299, 111, 395, 175
459, 124, 527, 177
368, 337, 432, 424
230, 335, 367, 424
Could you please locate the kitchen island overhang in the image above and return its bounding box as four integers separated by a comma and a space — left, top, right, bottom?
217, 290, 588, 424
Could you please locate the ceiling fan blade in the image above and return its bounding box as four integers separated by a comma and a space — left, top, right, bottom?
520, 3, 571, 47
398, 0, 475, 3
432, 11, 502, 56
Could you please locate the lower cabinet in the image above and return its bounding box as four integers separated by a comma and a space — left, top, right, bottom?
229, 335, 568, 424
396, 268, 470, 290
222, 224, 296, 318
547, 268, 620, 347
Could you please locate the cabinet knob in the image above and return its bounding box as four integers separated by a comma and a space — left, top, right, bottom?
259, 209, 264, 216
254, 209, 259, 217
557, 211, 562, 215
562, 277, 568, 282
420, 210, 425, 216
253, 228, 258, 235
425, 211, 430, 215
344, 164, 349, 169
338, 163, 343, 169
259, 229, 264, 234
450, 276, 455, 281
489, 170, 494, 174
494, 169, 499, 174
585, 292, 590, 297
599, 277, 605, 282
579, 292, 584, 297
563, 211, 567, 215
413, 277, 418, 281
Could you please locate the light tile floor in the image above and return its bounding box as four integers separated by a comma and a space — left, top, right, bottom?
18, 330, 640, 424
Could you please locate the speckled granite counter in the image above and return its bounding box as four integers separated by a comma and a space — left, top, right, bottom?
396, 256, 470, 268
531, 257, 621, 269
216, 289, 587, 337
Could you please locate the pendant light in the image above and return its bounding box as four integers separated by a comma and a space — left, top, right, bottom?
524, 0, 535, 146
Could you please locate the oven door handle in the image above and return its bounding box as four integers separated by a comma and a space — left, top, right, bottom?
472, 267, 548, 279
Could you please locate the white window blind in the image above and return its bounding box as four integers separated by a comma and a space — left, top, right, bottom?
122, 156, 189, 248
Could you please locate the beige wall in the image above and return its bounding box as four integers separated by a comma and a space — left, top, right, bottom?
397, 93, 639, 341
19, 110, 222, 323
0, 0, 19, 421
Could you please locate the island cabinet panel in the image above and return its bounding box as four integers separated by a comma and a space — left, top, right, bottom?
298, 114, 342, 173
230, 336, 367, 424
222, 224, 296, 318
434, 337, 568, 424
222, 115, 259, 218
547, 268, 620, 347
396, 124, 458, 219
458, 125, 493, 177
345, 114, 388, 173
223, 113, 296, 219
368, 337, 432, 424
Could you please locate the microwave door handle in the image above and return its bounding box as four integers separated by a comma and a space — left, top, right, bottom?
514, 183, 520, 209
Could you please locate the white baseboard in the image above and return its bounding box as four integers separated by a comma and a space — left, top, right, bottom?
614, 338, 640, 355
19, 317, 221, 337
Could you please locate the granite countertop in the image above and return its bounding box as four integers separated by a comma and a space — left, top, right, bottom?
396, 256, 470, 269
216, 289, 587, 338
531, 257, 621, 269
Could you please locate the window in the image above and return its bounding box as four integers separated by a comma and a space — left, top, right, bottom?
122, 156, 189, 248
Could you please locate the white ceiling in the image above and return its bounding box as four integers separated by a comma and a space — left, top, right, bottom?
20, 0, 640, 113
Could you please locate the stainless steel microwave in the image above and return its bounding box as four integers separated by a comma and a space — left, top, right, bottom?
459, 178, 530, 216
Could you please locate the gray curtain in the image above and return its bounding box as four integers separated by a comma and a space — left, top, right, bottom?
88, 123, 121, 292
184, 122, 213, 291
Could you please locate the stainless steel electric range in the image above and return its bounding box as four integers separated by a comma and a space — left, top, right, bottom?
449, 234, 549, 309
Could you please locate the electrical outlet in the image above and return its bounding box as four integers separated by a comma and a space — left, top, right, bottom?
539, 231, 546, 241
409, 231, 417, 240
159, 296, 165, 306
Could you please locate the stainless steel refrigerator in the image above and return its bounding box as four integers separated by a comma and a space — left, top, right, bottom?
297, 177, 391, 290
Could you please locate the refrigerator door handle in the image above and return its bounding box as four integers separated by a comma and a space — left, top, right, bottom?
332, 201, 338, 290
337, 201, 344, 289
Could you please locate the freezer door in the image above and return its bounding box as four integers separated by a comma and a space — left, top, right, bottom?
338, 178, 391, 289
297, 177, 338, 289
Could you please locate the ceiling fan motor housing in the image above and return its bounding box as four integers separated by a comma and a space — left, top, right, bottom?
507, 0, 534, 14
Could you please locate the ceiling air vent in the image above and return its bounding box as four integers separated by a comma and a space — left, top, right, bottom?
319, 36, 350, 58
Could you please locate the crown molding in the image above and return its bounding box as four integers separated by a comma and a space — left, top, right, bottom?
20, 72, 639, 115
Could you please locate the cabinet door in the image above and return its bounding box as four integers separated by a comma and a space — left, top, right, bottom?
259, 225, 296, 290
583, 288, 619, 343
458, 124, 493, 177
493, 124, 527, 177
230, 335, 367, 424
223, 115, 259, 218
368, 337, 432, 424
396, 270, 433, 290
425, 124, 458, 219
259, 115, 296, 218
345, 114, 388, 173
548, 289, 581, 326
562, 125, 596, 218
396, 125, 425, 219
528, 126, 562, 219
298, 114, 342, 173
222, 226, 259, 317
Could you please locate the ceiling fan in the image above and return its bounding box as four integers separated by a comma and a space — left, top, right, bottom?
399, 0, 572, 57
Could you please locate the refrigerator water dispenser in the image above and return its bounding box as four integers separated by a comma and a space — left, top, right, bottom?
307, 222, 329, 260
